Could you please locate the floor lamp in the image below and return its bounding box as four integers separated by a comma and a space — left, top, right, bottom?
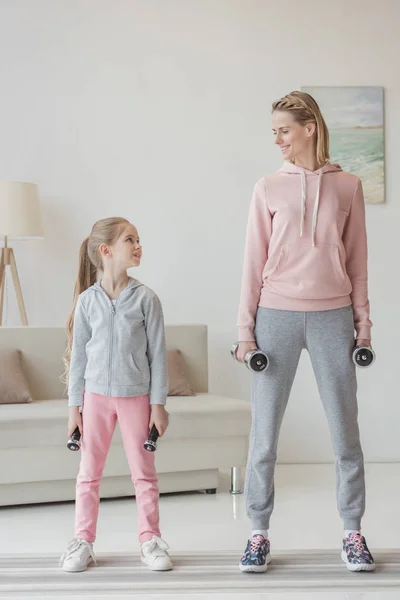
0, 181, 44, 326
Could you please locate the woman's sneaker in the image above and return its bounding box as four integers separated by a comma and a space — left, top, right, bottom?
239, 534, 271, 572
141, 536, 173, 571
341, 532, 375, 572
59, 538, 96, 573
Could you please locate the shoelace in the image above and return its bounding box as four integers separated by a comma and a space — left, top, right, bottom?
142, 536, 169, 557
347, 532, 365, 553
59, 538, 97, 567
249, 535, 266, 554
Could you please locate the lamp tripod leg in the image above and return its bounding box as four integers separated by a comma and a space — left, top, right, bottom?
9, 249, 28, 326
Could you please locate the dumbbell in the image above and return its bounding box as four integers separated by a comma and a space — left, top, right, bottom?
67, 425, 81, 451
352, 345, 376, 368
231, 343, 269, 372
144, 424, 159, 452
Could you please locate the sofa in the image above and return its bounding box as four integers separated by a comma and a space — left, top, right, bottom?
0, 325, 251, 506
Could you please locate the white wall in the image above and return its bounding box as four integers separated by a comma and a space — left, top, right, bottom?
0, 0, 399, 462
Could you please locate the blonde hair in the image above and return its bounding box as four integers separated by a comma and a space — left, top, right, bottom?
62, 217, 130, 384
272, 91, 330, 166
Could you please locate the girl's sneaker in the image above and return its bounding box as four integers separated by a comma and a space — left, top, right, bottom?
239, 534, 271, 572
341, 532, 376, 572
59, 538, 96, 572
141, 536, 173, 571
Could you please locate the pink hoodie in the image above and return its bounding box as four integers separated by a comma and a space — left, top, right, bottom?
237, 161, 372, 342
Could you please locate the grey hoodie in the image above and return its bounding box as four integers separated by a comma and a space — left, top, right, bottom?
68, 278, 168, 407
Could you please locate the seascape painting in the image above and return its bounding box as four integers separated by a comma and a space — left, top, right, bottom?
301, 86, 385, 204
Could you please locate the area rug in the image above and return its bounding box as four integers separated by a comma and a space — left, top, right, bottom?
0, 550, 399, 597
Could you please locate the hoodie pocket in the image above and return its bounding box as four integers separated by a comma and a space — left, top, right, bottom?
84, 351, 107, 384
266, 243, 351, 299
263, 246, 286, 279
116, 353, 144, 385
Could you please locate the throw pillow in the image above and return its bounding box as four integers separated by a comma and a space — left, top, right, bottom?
167, 349, 195, 396
0, 349, 33, 404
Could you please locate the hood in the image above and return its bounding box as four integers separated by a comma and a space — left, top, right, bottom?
278, 161, 342, 247
93, 277, 143, 296
278, 161, 342, 176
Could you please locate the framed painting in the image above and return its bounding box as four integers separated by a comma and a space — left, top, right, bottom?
301, 86, 385, 204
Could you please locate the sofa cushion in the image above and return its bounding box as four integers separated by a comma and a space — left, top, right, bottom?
0, 394, 251, 450
0, 393, 251, 486
0, 349, 33, 405
167, 348, 195, 396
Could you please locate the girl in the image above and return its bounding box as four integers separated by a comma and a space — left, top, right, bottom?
59, 217, 172, 573
237, 92, 375, 573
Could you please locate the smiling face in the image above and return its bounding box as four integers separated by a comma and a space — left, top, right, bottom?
272, 110, 316, 163
100, 222, 142, 270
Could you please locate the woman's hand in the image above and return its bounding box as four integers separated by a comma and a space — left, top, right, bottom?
68, 406, 83, 437
236, 341, 258, 362
149, 405, 169, 437
356, 339, 371, 348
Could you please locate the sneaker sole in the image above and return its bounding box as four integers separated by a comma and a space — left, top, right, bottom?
341, 551, 376, 572
61, 557, 95, 573
239, 552, 271, 573
141, 557, 173, 571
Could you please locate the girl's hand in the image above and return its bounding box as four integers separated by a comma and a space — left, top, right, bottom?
236, 341, 257, 362
149, 405, 169, 437
356, 339, 371, 348
68, 406, 83, 437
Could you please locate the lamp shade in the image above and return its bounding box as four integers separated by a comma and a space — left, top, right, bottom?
0, 181, 44, 239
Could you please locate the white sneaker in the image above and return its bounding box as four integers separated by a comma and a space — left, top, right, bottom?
141, 536, 173, 571
59, 538, 96, 572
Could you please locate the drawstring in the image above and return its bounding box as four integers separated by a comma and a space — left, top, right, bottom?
299, 169, 323, 247
311, 170, 322, 247
300, 170, 306, 238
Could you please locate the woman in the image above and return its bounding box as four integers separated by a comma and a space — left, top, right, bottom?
237, 91, 375, 573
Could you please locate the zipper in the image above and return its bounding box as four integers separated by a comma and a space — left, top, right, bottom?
107, 295, 122, 396
98, 281, 131, 396
107, 303, 115, 396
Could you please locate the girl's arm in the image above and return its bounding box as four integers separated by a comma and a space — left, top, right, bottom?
343, 178, 372, 341
68, 298, 91, 407
144, 293, 168, 406
237, 179, 272, 342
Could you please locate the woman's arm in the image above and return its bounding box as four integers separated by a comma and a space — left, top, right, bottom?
343, 178, 372, 341
144, 293, 168, 406
68, 298, 91, 407
237, 179, 273, 342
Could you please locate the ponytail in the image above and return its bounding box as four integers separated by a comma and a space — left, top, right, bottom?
62, 237, 97, 385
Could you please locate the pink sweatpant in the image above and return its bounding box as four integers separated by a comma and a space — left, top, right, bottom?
75, 392, 161, 544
